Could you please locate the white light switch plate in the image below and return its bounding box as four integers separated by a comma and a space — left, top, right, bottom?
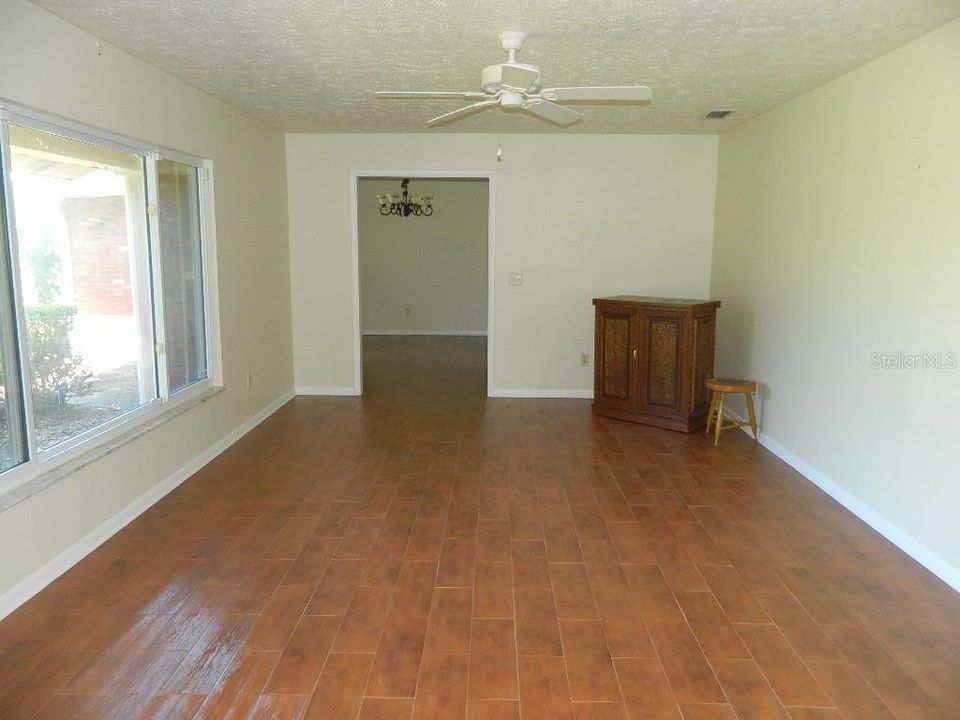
508, 271, 524, 287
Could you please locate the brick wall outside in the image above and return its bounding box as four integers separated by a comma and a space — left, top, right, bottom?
60, 195, 132, 316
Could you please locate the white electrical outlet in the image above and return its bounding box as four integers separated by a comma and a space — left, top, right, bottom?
579, 353, 590, 366
508, 271, 524, 287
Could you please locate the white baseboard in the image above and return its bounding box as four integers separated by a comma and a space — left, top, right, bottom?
295, 386, 359, 396
726, 410, 960, 593
0, 388, 296, 620
489, 389, 594, 399
362, 330, 488, 336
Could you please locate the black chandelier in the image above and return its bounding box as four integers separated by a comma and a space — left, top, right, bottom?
377, 178, 434, 217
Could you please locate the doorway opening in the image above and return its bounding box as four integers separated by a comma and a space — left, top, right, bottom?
351, 172, 495, 396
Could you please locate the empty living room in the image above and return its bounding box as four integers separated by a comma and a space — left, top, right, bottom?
0, 1, 958, 718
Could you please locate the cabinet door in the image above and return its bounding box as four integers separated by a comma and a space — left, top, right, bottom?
638, 309, 688, 418
595, 306, 638, 410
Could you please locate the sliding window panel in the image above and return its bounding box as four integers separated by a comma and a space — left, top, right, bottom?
0, 128, 28, 471
7, 124, 158, 452
157, 159, 207, 394
0, 309, 26, 472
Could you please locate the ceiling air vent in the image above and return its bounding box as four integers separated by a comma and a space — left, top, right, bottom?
705, 110, 735, 120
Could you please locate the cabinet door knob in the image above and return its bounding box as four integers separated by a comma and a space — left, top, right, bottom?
632, 349, 638, 360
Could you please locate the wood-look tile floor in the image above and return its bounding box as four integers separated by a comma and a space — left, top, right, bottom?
1, 335, 958, 719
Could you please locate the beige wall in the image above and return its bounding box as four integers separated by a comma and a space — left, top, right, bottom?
288, 133, 719, 394
711, 19, 960, 587
0, 1, 293, 599
359, 178, 488, 334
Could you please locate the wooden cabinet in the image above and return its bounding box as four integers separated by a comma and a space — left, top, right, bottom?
593, 296, 720, 432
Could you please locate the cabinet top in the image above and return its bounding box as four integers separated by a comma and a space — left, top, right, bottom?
593, 295, 721, 310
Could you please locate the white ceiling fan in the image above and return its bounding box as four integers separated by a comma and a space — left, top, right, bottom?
376, 30, 652, 127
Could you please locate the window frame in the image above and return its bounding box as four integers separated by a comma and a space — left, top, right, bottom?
0, 100, 222, 498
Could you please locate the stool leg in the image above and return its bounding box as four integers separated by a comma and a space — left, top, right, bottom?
705, 390, 719, 434
713, 392, 725, 447
745, 392, 759, 440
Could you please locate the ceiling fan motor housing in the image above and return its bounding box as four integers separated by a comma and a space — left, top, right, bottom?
481, 63, 542, 95
498, 30, 528, 52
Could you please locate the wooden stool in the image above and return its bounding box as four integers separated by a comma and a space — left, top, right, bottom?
704, 378, 758, 446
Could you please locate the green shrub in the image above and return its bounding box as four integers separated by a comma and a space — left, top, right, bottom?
25, 235, 62, 305
24, 305, 92, 408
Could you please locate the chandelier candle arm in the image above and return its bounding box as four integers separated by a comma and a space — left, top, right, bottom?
377, 178, 434, 217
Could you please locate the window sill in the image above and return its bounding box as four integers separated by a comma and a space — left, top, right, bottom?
0, 386, 223, 513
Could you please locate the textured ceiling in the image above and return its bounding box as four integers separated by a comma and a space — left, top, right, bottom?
29, 0, 960, 133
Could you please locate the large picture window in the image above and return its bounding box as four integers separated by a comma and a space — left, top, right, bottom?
0, 105, 216, 489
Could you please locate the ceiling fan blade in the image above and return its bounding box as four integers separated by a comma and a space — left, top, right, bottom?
376, 91, 489, 99
427, 99, 500, 126
522, 99, 583, 126
540, 86, 653, 102
500, 64, 539, 92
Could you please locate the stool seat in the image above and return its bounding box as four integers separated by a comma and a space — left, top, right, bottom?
705, 377, 757, 394
704, 378, 759, 446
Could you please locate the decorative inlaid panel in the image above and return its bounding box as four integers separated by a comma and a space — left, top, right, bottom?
602, 316, 630, 399
693, 316, 715, 408
646, 319, 680, 408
